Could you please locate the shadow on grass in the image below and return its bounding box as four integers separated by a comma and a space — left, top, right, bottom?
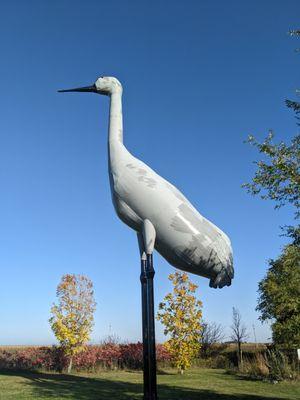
157, 369, 176, 375
0, 369, 281, 400
224, 369, 269, 383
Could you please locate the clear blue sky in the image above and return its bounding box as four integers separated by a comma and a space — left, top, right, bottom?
0, 0, 298, 345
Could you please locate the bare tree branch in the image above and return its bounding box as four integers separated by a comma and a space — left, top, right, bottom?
230, 307, 249, 370
201, 321, 225, 346
230, 307, 248, 343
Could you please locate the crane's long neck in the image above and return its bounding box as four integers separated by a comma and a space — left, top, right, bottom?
109, 91, 123, 144
108, 91, 126, 170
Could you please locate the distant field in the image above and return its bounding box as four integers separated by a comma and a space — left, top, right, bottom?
0, 345, 45, 349
223, 343, 267, 350
0, 343, 267, 350
0, 368, 299, 400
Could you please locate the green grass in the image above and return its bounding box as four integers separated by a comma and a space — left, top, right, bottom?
0, 368, 299, 400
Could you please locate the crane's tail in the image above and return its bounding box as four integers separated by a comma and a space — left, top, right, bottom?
209, 260, 234, 289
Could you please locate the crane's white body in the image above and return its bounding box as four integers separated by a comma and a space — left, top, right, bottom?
60, 76, 234, 288
105, 77, 233, 288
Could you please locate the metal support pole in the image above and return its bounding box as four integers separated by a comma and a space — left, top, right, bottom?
140, 253, 149, 396
140, 252, 158, 400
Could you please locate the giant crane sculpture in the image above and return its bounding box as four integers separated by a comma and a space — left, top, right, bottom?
59, 76, 234, 400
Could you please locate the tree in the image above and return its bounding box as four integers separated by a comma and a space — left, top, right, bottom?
243, 30, 300, 243
157, 272, 203, 374
201, 321, 225, 352
200, 321, 225, 357
243, 29, 300, 350
201, 321, 225, 346
256, 244, 300, 349
49, 274, 96, 373
243, 132, 300, 241
230, 307, 248, 370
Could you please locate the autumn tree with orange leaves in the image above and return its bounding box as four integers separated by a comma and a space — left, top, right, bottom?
49, 274, 96, 373
157, 272, 203, 374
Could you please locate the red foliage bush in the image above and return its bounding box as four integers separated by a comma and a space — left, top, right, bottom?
119, 342, 143, 369
0, 347, 66, 371
72, 344, 122, 371
0, 343, 170, 372
156, 343, 172, 364
73, 346, 99, 371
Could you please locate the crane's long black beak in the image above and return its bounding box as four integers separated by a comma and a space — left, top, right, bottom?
58, 84, 97, 93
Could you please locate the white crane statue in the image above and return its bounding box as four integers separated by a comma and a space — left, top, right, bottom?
59, 75, 234, 399
59, 76, 234, 289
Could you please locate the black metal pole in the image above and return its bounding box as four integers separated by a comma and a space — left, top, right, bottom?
146, 253, 158, 399
140, 253, 158, 400
140, 254, 150, 396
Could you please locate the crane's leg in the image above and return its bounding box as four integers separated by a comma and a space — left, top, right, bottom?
137, 219, 158, 400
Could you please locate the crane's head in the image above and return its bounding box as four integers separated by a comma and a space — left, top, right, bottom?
58, 76, 122, 96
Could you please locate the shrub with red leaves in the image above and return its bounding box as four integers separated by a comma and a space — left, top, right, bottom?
72, 344, 122, 371
119, 342, 144, 369
156, 344, 172, 364
0, 347, 66, 372
0, 343, 171, 372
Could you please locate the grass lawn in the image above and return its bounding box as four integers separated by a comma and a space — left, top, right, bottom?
0, 368, 299, 400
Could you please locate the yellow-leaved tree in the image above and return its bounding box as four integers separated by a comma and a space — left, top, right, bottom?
157, 272, 203, 374
49, 274, 96, 373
